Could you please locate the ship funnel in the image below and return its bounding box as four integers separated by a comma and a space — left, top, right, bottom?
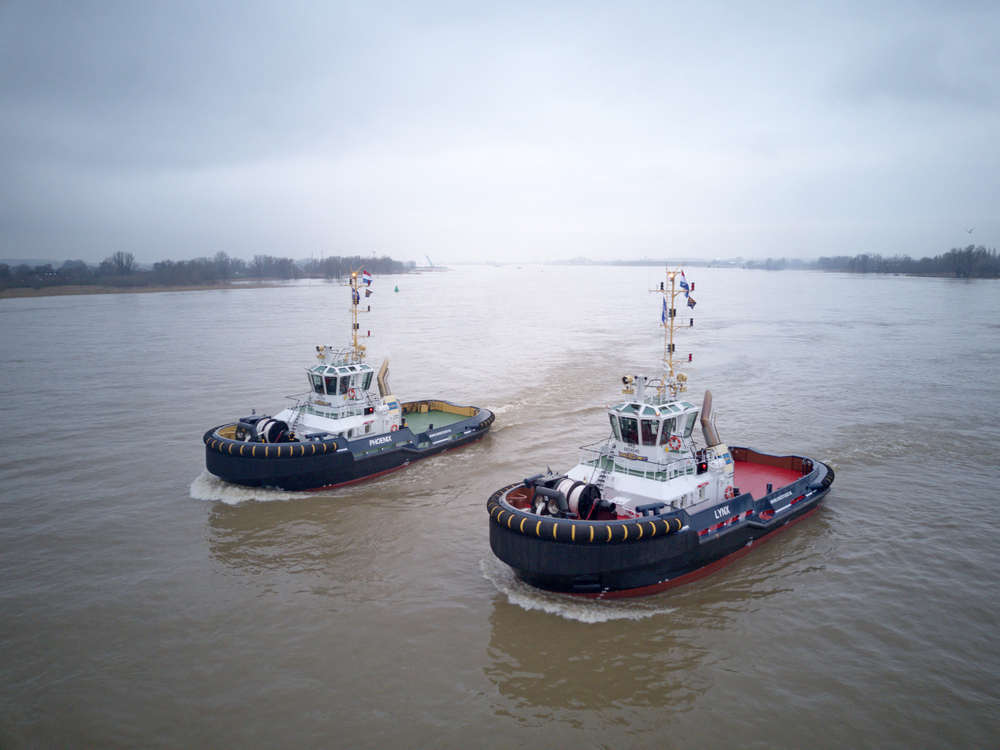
377, 357, 391, 397
700, 390, 722, 447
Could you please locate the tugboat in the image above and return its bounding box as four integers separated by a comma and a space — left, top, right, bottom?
204, 269, 494, 491
487, 266, 834, 598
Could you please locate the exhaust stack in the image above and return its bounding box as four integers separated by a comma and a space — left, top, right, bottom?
700, 390, 722, 447
377, 358, 391, 397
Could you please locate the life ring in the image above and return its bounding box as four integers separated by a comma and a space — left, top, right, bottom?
724, 486, 735, 499
390, 424, 398, 432
668, 436, 682, 451
348, 388, 355, 398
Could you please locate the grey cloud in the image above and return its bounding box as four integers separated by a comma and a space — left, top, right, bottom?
830, 36, 998, 107
2, 0, 999, 265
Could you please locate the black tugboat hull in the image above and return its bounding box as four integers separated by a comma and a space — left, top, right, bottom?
488, 453, 834, 598
205, 405, 494, 491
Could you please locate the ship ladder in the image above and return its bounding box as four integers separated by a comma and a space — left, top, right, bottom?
288, 400, 306, 435
594, 468, 609, 490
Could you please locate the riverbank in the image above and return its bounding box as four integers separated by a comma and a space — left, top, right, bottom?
0, 282, 285, 300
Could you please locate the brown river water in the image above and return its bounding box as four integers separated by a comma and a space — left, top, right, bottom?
2, 265, 998, 749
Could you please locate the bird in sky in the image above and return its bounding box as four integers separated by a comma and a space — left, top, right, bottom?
966, 228, 975, 233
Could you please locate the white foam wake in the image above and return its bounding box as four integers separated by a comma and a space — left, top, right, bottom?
480, 558, 674, 623
189, 469, 298, 505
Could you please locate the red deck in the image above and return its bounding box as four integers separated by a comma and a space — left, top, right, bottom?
733, 460, 803, 498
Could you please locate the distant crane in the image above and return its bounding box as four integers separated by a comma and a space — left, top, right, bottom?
426, 255, 435, 268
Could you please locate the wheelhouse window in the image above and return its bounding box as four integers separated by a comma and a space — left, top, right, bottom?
362, 372, 373, 390
311, 374, 324, 393
683, 412, 698, 436
609, 414, 622, 440
324, 376, 337, 394
339, 375, 350, 394
619, 416, 639, 444
658, 417, 676, 445
640, 419, 659, 446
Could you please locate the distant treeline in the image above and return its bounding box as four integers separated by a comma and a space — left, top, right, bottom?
0, 252, 416, 292
745, 245, 999, 278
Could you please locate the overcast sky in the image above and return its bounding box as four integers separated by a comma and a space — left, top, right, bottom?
2, 0, 997, 266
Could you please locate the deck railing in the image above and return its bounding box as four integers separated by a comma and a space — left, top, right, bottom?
578, 442, 697, 483
284, 391, 377, 421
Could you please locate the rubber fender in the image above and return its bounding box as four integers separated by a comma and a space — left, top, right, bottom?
488, 485, 684, 544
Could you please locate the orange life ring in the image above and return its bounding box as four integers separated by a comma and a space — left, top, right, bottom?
348, 388, 355, 398
668, 436, 682, 451
724, 486, 735, 500
390, 424, 398, 432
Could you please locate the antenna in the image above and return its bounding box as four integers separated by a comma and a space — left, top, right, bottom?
349, 267, 369, 363
651, 263, 693, 399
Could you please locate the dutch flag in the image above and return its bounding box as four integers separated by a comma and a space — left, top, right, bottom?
362, 270, 373, 285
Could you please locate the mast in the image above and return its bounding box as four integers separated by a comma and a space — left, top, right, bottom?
652, 263, 693, 400
349, 268, 368, 363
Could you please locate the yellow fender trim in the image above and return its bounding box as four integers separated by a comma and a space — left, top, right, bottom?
487, 483, 686, 545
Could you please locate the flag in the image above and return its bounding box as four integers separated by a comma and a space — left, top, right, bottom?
365, 288, 372, 297
679, 271, 690, 291
352, 288, 360, 304
687, 295, 696, 309
362, 270, 372, 285
661, 297, 667, 323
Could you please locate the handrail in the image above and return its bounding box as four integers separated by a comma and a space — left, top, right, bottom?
578, 441, 697, 482
285, 393, 368, 421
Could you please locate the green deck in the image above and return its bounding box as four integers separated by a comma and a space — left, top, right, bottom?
403, 409, 468, 433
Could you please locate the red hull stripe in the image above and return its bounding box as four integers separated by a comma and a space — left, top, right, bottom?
303, 435, 485, 492
697, 509, 754, 536
579, 504, 821, 599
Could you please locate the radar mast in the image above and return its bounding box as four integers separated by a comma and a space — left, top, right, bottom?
348, 268, 369, 363
652, 264, 694, 400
